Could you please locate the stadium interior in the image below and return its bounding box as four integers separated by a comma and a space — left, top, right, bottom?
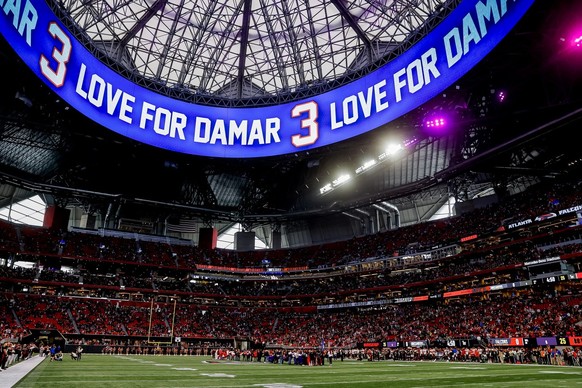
1, 0, 582, 373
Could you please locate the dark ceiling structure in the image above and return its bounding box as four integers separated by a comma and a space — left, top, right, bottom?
0, 0, 582, 242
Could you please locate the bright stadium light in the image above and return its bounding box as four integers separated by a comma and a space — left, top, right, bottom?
320, 183, 333, 194
356, 159, 377, 174
318, 138, 410, 195
423, 114, 452, 136
319, 174, 353, 195
403, 137, 418, 147
386, 143, 403, 155
379, 143, 403, 160
332, 174, 351, 187
425, 117, 446, 127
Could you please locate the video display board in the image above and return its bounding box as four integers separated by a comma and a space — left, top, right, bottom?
1, 0, 534, 158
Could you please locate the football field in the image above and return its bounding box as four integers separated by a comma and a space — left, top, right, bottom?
13, 355, 582, 387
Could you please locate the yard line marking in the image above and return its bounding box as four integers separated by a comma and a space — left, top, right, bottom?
200, 373, 236, 378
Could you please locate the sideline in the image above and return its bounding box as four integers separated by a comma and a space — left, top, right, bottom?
0, 356, 46, 388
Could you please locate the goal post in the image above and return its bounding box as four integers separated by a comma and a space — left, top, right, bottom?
147, 297, 178, 345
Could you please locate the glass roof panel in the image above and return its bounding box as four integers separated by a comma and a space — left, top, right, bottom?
57, 0, 451, 103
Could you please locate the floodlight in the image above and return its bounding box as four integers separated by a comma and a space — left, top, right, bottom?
332, 174, 351, 187
425, 117, 446, 127
356, 160, 377, 174
320, 183, 333, 194
386, 143, 403, 155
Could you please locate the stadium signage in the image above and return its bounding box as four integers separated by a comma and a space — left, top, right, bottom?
378, 336, 574, 349
507, 219, 533, 229
363, 342, 381, 348
535, 337, 557, 346
406, 341, 428, 348
506, 203, 582, 229
1, 0, 534, 158
460, 234, 478, 242
523, 256, 561, 267
317, 271, 582, 311
489, 338, 523, 346
558, 204, 582, 216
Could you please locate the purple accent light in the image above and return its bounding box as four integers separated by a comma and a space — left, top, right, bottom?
423, 115, 451, 137
425, 118, 446, 128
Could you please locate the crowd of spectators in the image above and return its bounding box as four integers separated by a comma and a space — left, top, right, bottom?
0, 181, 578, 272
1, 228, 580, 301
0, 180, 581, 359
1, 285, 580, 350
0, 295, 30, 342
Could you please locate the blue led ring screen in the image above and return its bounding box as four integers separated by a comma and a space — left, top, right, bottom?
1, 0, 534, 158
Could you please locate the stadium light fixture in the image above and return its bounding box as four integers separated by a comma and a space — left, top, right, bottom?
319, 139, 409, 195
423, 114, 451, 136
386, 143, 403, 155
403, 137, 418, 147
425, 117, 446, 128
356, 159, 377, 174
379, 143, 403, 161
332, 174, 351, 187
320, 183, 333, 194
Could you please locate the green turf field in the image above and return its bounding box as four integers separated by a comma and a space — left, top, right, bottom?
13, 355, 582, 388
